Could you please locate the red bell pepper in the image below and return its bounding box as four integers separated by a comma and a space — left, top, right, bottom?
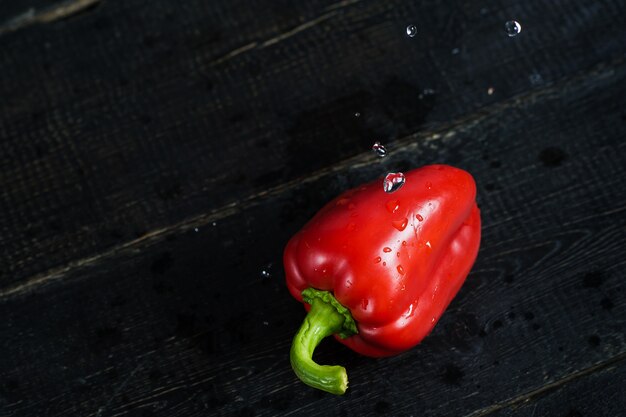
284, 165, 481, 394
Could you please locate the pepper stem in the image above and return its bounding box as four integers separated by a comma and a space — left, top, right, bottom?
290, 288, 357, 395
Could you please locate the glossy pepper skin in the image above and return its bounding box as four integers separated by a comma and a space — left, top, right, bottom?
285, 165, 481, 394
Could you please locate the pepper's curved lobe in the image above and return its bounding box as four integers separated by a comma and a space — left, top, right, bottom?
284, 165, 481, 391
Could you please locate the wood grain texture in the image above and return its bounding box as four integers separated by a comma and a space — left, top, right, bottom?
1, 50, 624, 416
1, 0, 625, 291
488, 360, 626, 417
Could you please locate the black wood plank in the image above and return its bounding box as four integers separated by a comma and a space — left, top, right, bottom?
1, 55, 624, 416
486, 359, 626, 417
1, 0, 625, 289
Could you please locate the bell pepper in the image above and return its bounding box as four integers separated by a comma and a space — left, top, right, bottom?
284, 164, 481, 394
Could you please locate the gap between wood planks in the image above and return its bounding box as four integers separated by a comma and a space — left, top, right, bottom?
463, 351, 626, 417
0, 0, 101, 35
0, 56, 623, 301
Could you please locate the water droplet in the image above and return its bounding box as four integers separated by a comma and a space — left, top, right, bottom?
396, 252, 400, 258
451, 47, 460, 55
383, 247, 392, 253
212, 222, 217, 226
406, 25, 417, 37
529, 72, 543, 85
263, 321, 269, 326
374, 256, 382, 263
194, 228, 199, 232
426, 181, 432, 189
416, 214, 424, 221
383, 261, 387, 266
383, 172, 406, 193
397, 265, 405, 275
386, 199, 400, 213
425, 241, 432, 249
402, 241, 407, 246
405, 302, 415, 318
354, 112, 361, 117
260, 262, 273, 278
392, 218, 408, 231
372, 141, 387, 157
504, 20, 521, 37
487, 87, 495, 95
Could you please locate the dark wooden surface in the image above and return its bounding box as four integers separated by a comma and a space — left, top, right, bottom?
1, 0, 625, 416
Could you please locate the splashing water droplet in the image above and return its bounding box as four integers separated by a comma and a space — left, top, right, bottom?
194, 228, 199, 232
451, 47, 460, 55
374, 256, 382, 263
384, 172, 406, 193
529, 72, 543, 86
383, 247, 392, 253
406, 25, 417, 37
416, 213, 424, 222
372, 141, 387, 157
386, 199, 400, 213
504, 20, 521, 37
392, 218, 408, 231
260, 262, 273, 278
354, 112, 361, 117
397, 265, 405, 275
487, 87, 495, 95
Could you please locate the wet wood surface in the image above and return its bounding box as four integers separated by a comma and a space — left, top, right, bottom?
1, 0, 625, 416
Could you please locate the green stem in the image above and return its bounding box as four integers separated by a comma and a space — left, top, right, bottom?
290, 288, 357, 395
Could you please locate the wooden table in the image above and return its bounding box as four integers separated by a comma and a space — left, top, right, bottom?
1, 0, 624, 415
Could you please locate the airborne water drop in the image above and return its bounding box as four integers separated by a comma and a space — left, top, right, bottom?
372, 142, 387, 158
504, 20, 522, 37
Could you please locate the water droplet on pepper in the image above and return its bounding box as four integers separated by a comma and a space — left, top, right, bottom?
397, 265, 405, 275
392, 218, 408, 231
383, 247, 392, 253
386, 200, 400, 213
383, 172, 406, 193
